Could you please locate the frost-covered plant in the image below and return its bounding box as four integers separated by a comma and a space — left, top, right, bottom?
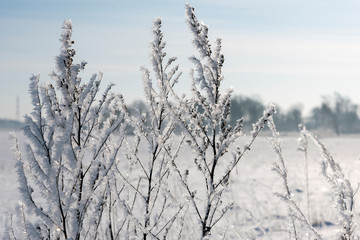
298, 123, 311, 226
6, 20, 126, 239
163, 4, 276, 238
304, 130, 356, 240
269, 117, 357, 239
115, 18, 183, 239
267, 117, 322, 240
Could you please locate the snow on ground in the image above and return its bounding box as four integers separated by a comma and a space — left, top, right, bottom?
231, 132, 360, 238
0, 130, 20, 235
1, 130, 360, 238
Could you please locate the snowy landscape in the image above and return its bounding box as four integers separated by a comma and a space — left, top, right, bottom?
2, 2, 360, 240
2, 130, 360, 239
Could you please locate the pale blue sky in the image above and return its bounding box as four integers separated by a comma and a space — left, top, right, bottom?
2, 0, 360, 120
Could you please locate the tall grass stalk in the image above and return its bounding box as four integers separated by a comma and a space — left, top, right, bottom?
267, 117, 322, 240
298, 124, 311, 232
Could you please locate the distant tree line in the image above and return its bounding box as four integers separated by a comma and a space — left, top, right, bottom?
230, 95, 304, 132
124, 92, 360, 135
0, 119, 23, 130
230, 92, 360, 135
1, 92, 358, 135
308, 92, 360, 134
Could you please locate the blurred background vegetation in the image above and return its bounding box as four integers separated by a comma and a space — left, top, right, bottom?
3, 92, 360, 135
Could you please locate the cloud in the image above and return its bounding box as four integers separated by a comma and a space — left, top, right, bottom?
220, 31, 360, 77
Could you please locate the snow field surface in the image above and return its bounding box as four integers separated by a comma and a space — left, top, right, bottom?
2, 130, 360, 239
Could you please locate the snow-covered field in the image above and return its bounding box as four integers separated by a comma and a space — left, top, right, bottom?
2, 130, 360, 238
0, 130, 20, 235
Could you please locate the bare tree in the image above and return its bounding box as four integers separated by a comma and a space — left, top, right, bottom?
309, 92, 360, 135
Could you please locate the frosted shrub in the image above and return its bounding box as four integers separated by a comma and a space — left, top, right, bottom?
114, 18, 183, 239
6, 20, 126, 239
163, 4, 276, 238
